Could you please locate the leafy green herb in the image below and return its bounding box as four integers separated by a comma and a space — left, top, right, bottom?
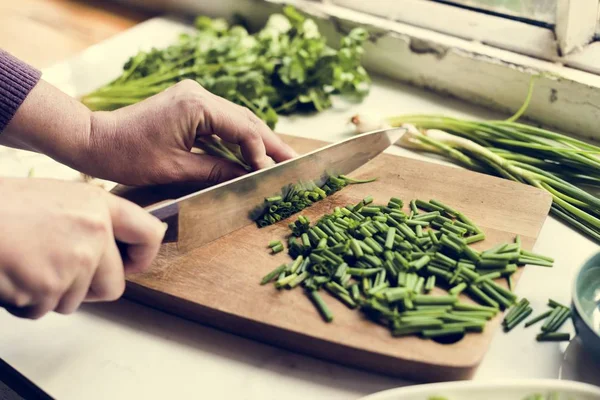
82, 6, 370, 130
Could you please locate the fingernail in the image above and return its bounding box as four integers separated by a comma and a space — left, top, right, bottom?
156, 221, 168, 238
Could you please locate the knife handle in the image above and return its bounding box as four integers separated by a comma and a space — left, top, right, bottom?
149, 202, 180, 244
116, 202, 179, 265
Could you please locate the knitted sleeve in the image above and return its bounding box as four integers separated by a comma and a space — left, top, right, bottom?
0, 49, 42, 133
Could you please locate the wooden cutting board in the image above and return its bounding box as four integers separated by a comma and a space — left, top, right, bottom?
113, 134, 552, 382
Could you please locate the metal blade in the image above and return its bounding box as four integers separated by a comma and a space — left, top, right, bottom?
148, 127, 404, 252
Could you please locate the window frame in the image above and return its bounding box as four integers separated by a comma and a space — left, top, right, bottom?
330, 0, 600, 74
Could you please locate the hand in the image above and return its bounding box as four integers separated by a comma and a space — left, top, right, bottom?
79, 79, 297, 186
0, 178, 166, 319
2, 79, 297, 187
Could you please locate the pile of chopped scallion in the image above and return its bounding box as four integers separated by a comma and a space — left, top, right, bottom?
252, 175, 376, 227
260, 194, 555, 341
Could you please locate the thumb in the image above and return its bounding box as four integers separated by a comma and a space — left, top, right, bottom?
179, 153, 248, 185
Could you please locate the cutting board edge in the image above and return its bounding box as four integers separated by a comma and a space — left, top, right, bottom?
123, 281, 481, 383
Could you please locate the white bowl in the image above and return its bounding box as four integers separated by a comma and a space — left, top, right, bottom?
359, 379, 600, 400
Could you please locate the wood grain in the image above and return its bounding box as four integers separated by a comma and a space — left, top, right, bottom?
0, 0, 152, 69
113, 135, 553, 382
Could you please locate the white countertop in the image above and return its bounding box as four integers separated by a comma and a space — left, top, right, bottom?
1, 17, 599, 400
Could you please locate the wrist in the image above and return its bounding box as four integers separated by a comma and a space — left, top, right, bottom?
80, 110, 117, 176
2, 80, 94, 168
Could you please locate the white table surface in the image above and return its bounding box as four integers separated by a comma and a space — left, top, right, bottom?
1, 17, 599, 400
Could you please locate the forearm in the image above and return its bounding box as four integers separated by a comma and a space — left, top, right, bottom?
0, 49, 92, 167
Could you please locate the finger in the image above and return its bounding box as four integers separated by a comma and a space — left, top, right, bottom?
0, 273, 30, 308
197, 95, 271, 169
0, 270, 57, 319
54, 267, 95, 314
178, 152, 248, 185
7, 295, 61, 320
104, 193, 166, 273
209, 94, 298, 163
86, 239, 125, 302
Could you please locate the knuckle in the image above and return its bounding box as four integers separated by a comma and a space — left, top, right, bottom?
206, 163, 225, 185
55, 303, 78, 315
148, 160, 179, 185
244, 121, 261, 143
11, 292, 30, 308
36, 277, 62, 297
176, 79, 201, 92
93, 280, 125, 302
175, 92, 203, 115
29, 307, 52, 320
74, 212, 110, 238
71, 246, 97, 271
243, 107, 260, 128
107, 282, 125, 302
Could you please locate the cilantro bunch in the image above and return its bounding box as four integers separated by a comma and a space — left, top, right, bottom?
81, 6, 371, 129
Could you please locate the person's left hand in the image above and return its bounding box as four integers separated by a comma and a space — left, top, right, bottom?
76, 79, 297, 186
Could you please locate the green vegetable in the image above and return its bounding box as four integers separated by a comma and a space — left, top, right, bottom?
361, 77, 600, 243
254, 175, 374, 227
541, 306, 563, 332
536, 332, 571, 342
422, 326, 465, 338
271, 243, 284, 253
260, 264, 287, 285
543, 307, 571, 333
307, 290, 334, 322
503, 306, 533, 332
83, 6, 370, 132
424, 276, 436, 293
260, 194, 553, 341
524, 310, 553, 328
430, 392, 562, 400
548, 298, 569, 309
268, 240, 282, 248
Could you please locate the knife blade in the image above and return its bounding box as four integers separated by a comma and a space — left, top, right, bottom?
146, 127, 404, 253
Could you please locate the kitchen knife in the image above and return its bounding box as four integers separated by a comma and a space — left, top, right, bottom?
147, 127, 404, 253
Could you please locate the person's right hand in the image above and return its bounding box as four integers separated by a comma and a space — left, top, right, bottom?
0, 177, 166, 319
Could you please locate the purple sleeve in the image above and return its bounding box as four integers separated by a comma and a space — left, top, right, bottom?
0, 49, 42, 133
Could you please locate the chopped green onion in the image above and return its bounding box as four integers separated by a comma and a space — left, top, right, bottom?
260, 264, 287, 285
548, 299, 569, 309
503, 306, 532, 332
307, 290, 333, 322
536, 332, 570, 342
339, 175, 377, 184
413, 295, 458, 305
524, 309, 553, 328
422, 326, 465, 338
465, 233, 486, 244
